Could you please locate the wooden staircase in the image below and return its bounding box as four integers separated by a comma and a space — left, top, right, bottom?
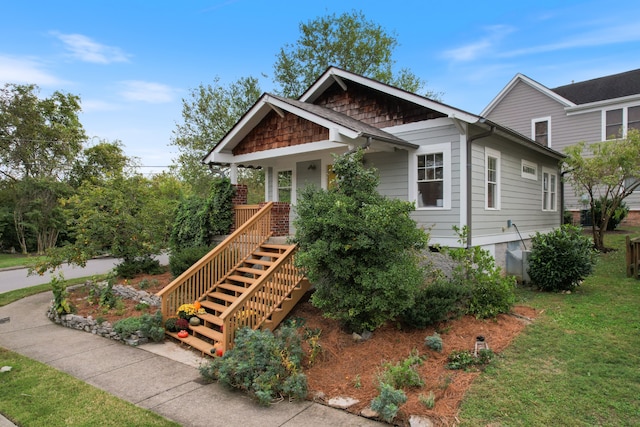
157, 203, 310, 357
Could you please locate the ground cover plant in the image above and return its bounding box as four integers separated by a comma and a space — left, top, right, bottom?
458, 228, 640, 426
0, 348, 179, 427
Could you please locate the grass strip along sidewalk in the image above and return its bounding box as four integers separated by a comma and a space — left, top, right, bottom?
459, 229, 640, 426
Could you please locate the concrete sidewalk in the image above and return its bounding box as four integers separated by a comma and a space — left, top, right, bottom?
0, 292, 381, 427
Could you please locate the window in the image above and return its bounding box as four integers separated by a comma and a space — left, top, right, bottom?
532, 117, 551, 146
604, 105, 640, 139
485, 148, 500, 210
417, 153, 444, 207
542, 168, 557, 211
521, 160, 538, 180
605, 109, 623, 139
277, 170, 292, 203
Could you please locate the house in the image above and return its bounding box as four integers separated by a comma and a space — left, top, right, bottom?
481, 69, 640, 224
203, 67, 565, 269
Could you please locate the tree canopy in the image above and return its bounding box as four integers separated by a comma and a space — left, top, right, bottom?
273, 10, 435, 99
564, 129, 640, 251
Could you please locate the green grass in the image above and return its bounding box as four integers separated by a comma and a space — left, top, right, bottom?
0, 253, 47, 269
0, 275, 108, 307
458, 228, 640, 426
0, 348, 179, 427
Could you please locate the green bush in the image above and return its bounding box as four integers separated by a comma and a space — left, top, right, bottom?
199, 326, 307, 405
370, 382, 407, 423
51, 273, 74, 315
378, 350, 425, 388
169, 245, 212, 277
115, 256, 162, 279
424, 332, 443, 352
593, 197, 629, 231
528, 224, 597, 292
446, 349, 495, 370
294, 149, 428, 332
164, 317, 179, 332
400, 279, 469, 328
443, 226, 516, 318
113, 311, 165, 342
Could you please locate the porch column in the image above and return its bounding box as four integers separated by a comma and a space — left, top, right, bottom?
229, 163, 238, 184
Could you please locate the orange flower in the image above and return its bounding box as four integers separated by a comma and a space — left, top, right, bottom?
193, 300, 201, 310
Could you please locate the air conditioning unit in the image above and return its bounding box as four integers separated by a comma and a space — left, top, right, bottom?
506, 248, 531, 284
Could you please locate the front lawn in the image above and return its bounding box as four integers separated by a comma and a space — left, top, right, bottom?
458, 228, 640, 426
0, 253, 47, 269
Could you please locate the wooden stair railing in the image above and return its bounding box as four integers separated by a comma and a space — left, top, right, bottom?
164, 242, 310, 356
157, 202, 273, 322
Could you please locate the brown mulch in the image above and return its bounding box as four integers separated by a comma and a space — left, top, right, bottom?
67, 272, 537, 426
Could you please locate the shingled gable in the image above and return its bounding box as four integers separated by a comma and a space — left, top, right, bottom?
203, 66, 481, 165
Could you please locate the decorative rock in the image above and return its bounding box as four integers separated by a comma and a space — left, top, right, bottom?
409, 415, 435, 427
360, 330, 373, 341
360, 407, 378, 418
351, 332, 363, 342
0, 366, 12, 373
311, 391, 326, 402
327, 396, 360, 409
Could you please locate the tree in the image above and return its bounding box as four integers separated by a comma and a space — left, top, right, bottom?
69, 139, 133, 188
294, 149, 428, 332
273, 10, 438, 99
171, 76, 261, 193
564, 129, 640, 251
0, 83, 86, 181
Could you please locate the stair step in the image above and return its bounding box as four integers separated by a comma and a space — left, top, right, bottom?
167, 331, 216, 356
253, 250, 284, 259
200, 299, 229, 314
190, 325, 223, 342
236, 266, 266, 276
261, 243, 293, 251
227, 274, 256, 285
208, 291, 237, 303
244, 258, 273, 267
199, 312, 223, 326
217, 282, 249, 294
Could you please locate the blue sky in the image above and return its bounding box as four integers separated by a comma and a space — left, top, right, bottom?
2, 1, 640, 174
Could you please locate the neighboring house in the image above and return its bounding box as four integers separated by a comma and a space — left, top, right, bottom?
481, 68, 640, 224
204, 67, 564, 270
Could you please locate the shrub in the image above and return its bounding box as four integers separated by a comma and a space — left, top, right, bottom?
443, 226, 516, 318
446, 349, 495, 370
419, 391, 436, 409
113, 317, 142, 338
294, 149, 428, 332
424, 332, 443, 352
169, 245, 212, 277
51, 273, 74, 315
115, 256, 162, 279
199, 326, 307, 405
400, 279, 469, 328
378, 350, 425, 388
164, 317, 179, 332
593, 197, 629, 231
528, 224, 597, 292
138, 311, 165, 342
370, 382, 407, 423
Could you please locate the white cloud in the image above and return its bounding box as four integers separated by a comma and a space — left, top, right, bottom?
442, 25, 515, 62
0, 55, 64, 86
80, 99, 121, 112
119, 81, 178, 103
53, 32, 130, 64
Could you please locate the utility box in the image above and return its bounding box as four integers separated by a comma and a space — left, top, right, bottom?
506, 248, 531, 284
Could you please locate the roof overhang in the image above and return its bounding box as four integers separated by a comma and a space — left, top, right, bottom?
480, 118, 566, 161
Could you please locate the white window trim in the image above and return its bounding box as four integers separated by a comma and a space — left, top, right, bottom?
409, 142, 451, 210
485, 148, 501, 210
521, 159, 538, 180
542, 167, 558, 212
274, 168, 295, 203
531, 116, 552, 147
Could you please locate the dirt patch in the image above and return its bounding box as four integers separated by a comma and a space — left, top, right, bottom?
67, 273, 537, 425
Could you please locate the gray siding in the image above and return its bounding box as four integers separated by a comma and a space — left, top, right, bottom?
364, 150, 408, 200
471, 136, 560, 241
295, 160, 321, 195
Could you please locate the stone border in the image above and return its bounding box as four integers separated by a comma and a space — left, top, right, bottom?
47, 281, 162, 347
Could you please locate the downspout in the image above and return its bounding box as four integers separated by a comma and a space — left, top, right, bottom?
465, 123, 495, 249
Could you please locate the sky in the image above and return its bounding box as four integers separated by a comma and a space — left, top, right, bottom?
2, 1, 640, 175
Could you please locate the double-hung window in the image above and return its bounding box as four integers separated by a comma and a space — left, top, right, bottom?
485, 148, 501, 210
542, 167, 557, 211
415, 143, 450, 209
